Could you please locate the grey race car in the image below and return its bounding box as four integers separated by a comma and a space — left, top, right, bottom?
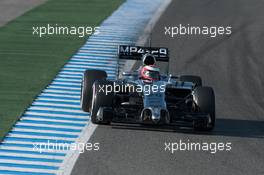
80, 45, 215, 131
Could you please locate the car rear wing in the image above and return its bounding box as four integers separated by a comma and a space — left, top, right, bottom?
118, 45, 169, 62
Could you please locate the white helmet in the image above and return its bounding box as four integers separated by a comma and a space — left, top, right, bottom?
140, 65, 160, 81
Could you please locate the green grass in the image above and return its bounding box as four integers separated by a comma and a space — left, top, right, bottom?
0, 0, 123, 140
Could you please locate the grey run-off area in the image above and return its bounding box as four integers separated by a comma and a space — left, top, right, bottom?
0, 0, 47, 27
72, 0, 264, 175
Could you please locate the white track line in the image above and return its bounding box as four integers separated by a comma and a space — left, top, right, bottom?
0, 159, 61, 167
32, 102, 80, 108
0, 152, 63, 159
11, 128, 80, 136
6, 134, 76, 142
43, 89, 80, 95
15, 122, 83, 130
0, 167, 58, 174
20, 117, 86, 125
36, 98, 80, 103
27, 107, 86, 114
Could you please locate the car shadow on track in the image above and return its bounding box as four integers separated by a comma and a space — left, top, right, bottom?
212, 118, 264, 139
110, 118, 264, 139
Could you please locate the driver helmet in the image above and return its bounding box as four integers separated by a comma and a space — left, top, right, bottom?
140, 65, 160, 82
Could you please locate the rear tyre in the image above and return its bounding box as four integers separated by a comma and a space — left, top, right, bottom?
81, 70, 107, 112
193, 86, 215, 131
91, 80, 114, 124
180, 75, 202, 87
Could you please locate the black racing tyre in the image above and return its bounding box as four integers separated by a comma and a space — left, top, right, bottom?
81, 69, 107, 112
180, 75, 202, 87
193, 86, 215, 131
90, 80, 114, 124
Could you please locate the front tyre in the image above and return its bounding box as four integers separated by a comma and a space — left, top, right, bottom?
193, 86, 215, 131
81, 69, 107, 112
90, 80, 114, 124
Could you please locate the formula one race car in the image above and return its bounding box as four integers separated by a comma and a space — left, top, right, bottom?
81, 45, 215, 131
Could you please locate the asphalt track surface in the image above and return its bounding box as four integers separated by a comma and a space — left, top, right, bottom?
0, 0, 47, 27
72, 1, 264, 175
